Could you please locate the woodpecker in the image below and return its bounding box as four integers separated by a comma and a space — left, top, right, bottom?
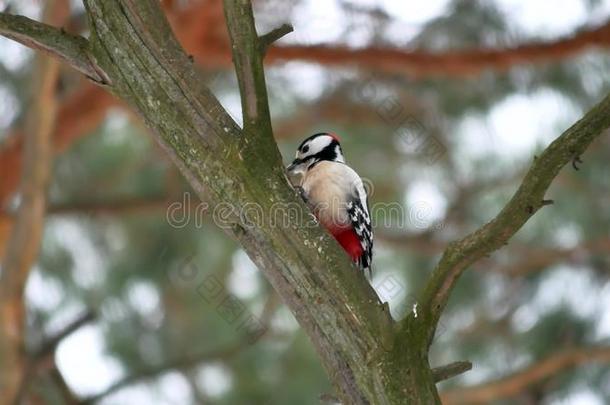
287, 132, 373, 275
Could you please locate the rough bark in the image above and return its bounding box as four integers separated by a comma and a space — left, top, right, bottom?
76, 1, 400, 403
414, 95, 610, 346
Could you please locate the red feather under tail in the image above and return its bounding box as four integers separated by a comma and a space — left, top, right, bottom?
330, 227, 363, 264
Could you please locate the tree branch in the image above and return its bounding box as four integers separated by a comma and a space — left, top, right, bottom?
432, 361, 472, 383
80, 340, 248, 404
0, 12, 109, 84
82, 293, 277, 404
2, 9, 608, 212
495, 236, 610, 277
31, 311, 96, 361
172, 1, 610, 77
70, 1, 393, 403
259, 23, 293, 54
49, 365, 80, 405
0, 3, 65, 399
222, 0, 275, 140
267, 19, 610, 76
9, 1, 603, 403
221, 2, 400, 402
16, 311, 95, 403
441, 346, 610, 404
0, 83, 117, 208
415, 93, 610, 344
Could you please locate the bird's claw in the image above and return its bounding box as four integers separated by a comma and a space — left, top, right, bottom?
308, 212, 318, 225
294, 186, 306, 200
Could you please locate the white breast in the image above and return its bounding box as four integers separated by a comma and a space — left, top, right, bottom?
301, 161, 367, 229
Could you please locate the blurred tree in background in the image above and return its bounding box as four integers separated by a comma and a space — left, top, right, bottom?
1, 0, 610, 404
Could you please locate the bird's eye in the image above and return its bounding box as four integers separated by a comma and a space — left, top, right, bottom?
302, 145, 309, 153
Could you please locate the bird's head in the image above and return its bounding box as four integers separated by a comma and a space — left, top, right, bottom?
286, 132, 345, 174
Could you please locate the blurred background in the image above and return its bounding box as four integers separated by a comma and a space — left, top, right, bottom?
1, 0, 610, 404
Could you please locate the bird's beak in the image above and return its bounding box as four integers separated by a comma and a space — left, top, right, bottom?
286, 158, 306, 174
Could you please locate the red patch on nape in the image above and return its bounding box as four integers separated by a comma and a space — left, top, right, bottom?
329, 227, 362, 263
328, 132, 341, 142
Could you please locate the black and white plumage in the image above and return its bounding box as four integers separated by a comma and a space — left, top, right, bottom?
286, 132, 373, 275
347, 193, 373, 272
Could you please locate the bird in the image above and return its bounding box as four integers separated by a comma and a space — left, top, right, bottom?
286, 132, 373, 276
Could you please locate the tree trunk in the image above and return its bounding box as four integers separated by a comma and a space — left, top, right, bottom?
79, 1, 433, 402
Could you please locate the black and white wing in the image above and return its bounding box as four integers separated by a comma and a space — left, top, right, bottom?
348, 179, 373, 276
